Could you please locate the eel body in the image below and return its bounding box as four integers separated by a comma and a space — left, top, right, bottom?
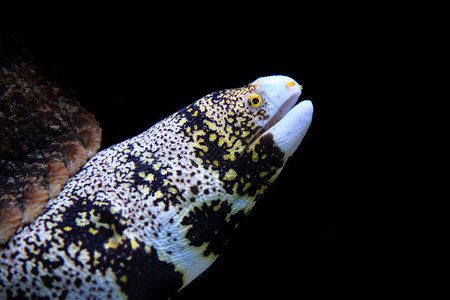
0, 75, 313, 299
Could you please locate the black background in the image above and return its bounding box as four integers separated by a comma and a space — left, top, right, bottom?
5, 18, 338, 298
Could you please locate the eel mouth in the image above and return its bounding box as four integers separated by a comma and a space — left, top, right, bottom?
246, 76, 313, 158
262, 99, 313, 159
263, 92, 300, 133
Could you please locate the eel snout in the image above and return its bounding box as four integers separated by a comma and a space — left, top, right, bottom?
252, 75, 313, 160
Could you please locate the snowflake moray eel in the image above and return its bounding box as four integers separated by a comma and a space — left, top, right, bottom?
0, 75, 313, 299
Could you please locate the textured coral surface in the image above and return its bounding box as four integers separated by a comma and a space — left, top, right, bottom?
0, 36, 101, 243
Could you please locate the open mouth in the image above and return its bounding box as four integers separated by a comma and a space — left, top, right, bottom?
244, 76, 313, 158
249, 94, 300, 145
263, 93, 300, 133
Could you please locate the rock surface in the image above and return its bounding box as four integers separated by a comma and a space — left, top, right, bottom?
0, 36, 102, 244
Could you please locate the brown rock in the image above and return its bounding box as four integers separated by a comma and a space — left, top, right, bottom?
0, 35, 102, 244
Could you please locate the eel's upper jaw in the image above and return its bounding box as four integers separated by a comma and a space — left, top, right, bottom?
253, 76, 303, 125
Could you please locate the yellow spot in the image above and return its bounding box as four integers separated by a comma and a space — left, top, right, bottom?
300, 85, 303, 90
204, 120, 217, 130
243, 182, 252, 192
233, 182, 239, 193
89, 228, 99, 235
192, 129, 206, 142
68, 242, 81, 259
154, 190, 164, 198
130, 238, 140, 250
210, 133, 217, 141
139, 172, 146, 178
262, 154, 267, 159
104, 224, 124, 249
64, 226, 72, 231
257, 185, 268, 195
93, 251, 101, 266
120, 275, 127, 283
75, 212, 90, 227
260, 171, 269, 178
223, 169, 237, 180
194, 141, 208, 153
213, 160, 219, 167
286, 81, 296, 87
53, 214, 63, 222
145, 173, 155, 182
241, 131, 251, 138
193, 110, 199, 117
138, 185, 150, 197
223, 152, 236, 161
226, 125, 233, 134
104, 238, 119, 249
252, 152, 259, 162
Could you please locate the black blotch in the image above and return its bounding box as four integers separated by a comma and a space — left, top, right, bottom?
116, 245, 183, 300
55, 196, 126, 261
128, 155, 181, 210
190, 159, 198, 168
74, 278, 82, 288
42, 275, 54, 288
190, 186, 199, 195
223, 133, 285, 197
181, 200, 246, 256
180, 96, 285, 198
54, 194, 183, 299
6, 289, 26, 299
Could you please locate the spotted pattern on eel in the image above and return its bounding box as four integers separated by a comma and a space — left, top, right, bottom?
0, 75, 313, 299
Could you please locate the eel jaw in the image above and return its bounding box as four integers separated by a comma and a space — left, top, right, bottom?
253, 75, 313, 161
264, 99, 313, 161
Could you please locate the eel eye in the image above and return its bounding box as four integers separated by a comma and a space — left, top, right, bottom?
248, 94, 263, 108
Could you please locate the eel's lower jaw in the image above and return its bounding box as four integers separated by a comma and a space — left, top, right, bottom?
263, 92, 300, 132
262, 100, 313, 160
